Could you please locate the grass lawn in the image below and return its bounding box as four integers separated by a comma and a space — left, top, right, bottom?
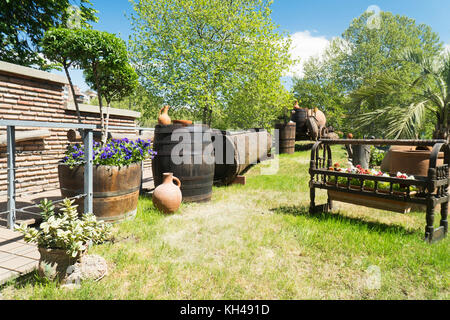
1, 143, 449, 299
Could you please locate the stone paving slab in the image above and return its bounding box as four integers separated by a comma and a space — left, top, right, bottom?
0, 227, 38, 285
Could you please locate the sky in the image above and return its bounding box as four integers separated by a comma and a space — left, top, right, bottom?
56, 0, 450, 91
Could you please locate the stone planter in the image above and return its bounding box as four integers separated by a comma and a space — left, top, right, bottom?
58, 162, 142, 222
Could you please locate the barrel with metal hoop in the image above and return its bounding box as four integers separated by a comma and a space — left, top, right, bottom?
152, 124, 215, 202
58, 162, 142, 222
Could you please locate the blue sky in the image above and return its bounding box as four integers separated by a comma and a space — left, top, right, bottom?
58, 0, 450, 91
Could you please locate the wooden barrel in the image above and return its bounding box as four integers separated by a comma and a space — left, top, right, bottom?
58, 162, 142, 222
275, 122, 296, 154
152, 124, 215, 202
290, 108, 308, 137
212, 128, 272, 185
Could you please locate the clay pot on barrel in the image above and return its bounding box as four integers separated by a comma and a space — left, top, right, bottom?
158, 105, 172, 125
152, 173, 182, 214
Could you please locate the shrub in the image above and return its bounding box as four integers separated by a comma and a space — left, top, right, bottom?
16, 199, 112, 258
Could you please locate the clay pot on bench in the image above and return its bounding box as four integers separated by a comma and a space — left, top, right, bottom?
385, 146, 444, 177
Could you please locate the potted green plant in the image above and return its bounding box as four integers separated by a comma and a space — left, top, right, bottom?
58, 138, 156, 221
16, 198, 112, 281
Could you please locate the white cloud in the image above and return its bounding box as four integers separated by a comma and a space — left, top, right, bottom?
285, 30, 330, 78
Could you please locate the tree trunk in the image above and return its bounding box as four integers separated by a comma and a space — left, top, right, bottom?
64, 66, 82, 124
103, 101, 112, 144
433, 123, 449, 141
93, 64, 104, 143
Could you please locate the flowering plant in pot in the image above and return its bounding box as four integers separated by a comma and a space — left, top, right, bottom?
58, 138, 156, 221
16, 198, 112, 281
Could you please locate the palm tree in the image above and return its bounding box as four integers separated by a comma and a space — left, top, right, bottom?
351, 50, 450, 140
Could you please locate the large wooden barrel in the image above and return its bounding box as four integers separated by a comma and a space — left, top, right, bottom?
290, 108, 308, 137
152, 124, 215, 202
275, 122, 296, 154
212, 128, 272, 185
58, 162, 142, 222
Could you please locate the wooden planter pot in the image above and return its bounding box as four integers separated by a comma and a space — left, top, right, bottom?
58, 162, 142, 222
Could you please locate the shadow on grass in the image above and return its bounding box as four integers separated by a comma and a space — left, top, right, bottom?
271, 205, 419, 236
295, 143, 315, 152
0, 270, 55, 291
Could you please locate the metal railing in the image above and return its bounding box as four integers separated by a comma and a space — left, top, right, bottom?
0, 119, 155, 230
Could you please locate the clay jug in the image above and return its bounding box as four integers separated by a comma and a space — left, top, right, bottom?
158, 105, 171, 125
152, 172, 182, 213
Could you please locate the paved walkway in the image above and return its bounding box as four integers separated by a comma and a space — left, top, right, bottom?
0, 227, 39, 285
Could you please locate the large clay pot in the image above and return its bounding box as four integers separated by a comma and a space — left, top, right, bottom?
389, 148, 444, 177
307, 108, 326, 128
152, 173, 182, 213
380, 145, 414, 172
158, 105, 171, 125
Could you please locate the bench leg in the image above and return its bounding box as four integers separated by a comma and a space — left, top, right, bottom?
327, 197, 333, 212
441, 201, 448, 235
425, 202, 435, 243
309, 187, 316, 214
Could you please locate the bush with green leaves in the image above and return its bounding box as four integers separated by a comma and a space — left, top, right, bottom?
16, 198, 112, 258
369, 146, 386, 167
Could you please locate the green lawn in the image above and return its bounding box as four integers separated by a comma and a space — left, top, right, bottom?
1, 144, 449, 299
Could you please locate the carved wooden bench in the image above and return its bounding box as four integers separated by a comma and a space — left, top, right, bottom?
309, 139, 449, 243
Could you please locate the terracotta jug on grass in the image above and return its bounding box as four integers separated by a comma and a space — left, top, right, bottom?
158, 105, 171, 125
152, 172, 182, 214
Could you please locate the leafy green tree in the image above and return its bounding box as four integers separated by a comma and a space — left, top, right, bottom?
85, 63, 139, 143
75, 29, 131, 137
351, 51, 450, 140
42, 28, 138, 141
129, 0, 292, 128
0, 0, 97, 69
292, 57, 348, 132
293, 10, 443, 137
41, 28, 85, 122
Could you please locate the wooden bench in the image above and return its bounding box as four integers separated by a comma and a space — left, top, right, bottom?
309, 139, 449, 243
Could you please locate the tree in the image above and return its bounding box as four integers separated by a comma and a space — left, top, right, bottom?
292, 57, 348, 132
0, 0, 97, 70
42, 28, 138, 142
351, 51, 450, 140
76, 29, 132, 138
41, 28, 84, 123
293, 10, 443, 137
85, 63, 139, 143
129, 0, 292, 128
